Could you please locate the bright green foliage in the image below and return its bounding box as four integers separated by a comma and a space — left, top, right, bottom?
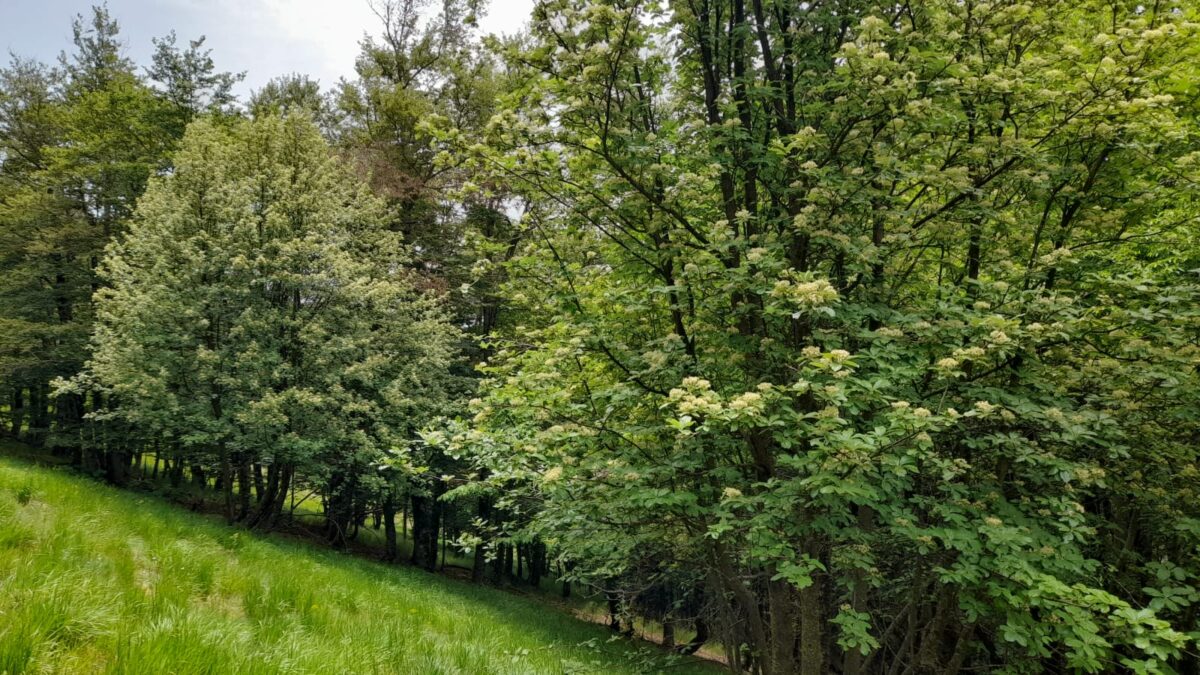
84, 114, 459, 529
0, 449, 716, 674
439, 0, 1200, 672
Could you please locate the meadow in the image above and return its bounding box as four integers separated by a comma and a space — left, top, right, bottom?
0, 443, 715, 674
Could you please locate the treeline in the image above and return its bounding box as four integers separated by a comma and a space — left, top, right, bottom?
3, 1, 1200, 674
0, 3, 522, 578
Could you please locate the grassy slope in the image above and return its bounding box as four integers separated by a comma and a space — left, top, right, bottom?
0, 445, 715, 674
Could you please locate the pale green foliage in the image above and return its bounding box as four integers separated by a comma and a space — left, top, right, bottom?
88, 113, 458, 503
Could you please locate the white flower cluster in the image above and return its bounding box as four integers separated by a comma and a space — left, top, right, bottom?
668, 377, 722, 416
771, 276, 839, 312
728, 391, 764, 412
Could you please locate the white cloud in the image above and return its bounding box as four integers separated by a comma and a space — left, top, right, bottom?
4, 0, 533, 98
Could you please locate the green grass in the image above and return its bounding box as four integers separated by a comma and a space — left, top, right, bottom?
0, 444, 717, 674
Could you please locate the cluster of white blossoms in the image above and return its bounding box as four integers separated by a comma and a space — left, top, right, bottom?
727, 391, 765, 412
668, 377, 723, 417
953, 345, 987, 360
936, 357, 960, 371
770, 275, 839, 313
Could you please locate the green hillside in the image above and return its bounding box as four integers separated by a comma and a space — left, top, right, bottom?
0, 446, 714, 674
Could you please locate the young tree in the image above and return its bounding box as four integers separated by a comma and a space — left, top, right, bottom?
87, 114, 459, 532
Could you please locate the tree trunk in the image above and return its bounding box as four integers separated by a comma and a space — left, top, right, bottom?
219, 444, 233, 523
383, 492, 398, 562
252, 463, 265, 503
607, 591, 622, 632
798, 573, 824, 675
677, 618, 709, 655
27, 383, 50, 447
105, 449, 131, 485
191, 464, 207, 489
410, 493, 440, 571
662, 617, 676, 650
236, 457, 252, 521
248, 463, 279, 528
325, 471, 355, 549
503, 542, 514, 582
491, 543, 504, 584
471, 497, 490, 583
9, 387, 25, 438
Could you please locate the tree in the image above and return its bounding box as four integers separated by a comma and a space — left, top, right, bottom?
445, 0, 1200, 672
147, 31, 243, 137
0, 5, 240, 476
0, 6, 176, 463
86, 114, 459, 534
335, 0, 522, 572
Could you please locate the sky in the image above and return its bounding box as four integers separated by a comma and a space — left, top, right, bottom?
2, 0, 535, 97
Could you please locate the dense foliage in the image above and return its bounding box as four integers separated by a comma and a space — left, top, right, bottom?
3, 1, 1200, 673
434, 0, 1200, 672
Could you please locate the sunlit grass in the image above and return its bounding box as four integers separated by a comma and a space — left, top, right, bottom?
0, 446, 716, 674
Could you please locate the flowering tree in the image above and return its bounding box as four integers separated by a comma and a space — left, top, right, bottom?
437, 0, 1200, 672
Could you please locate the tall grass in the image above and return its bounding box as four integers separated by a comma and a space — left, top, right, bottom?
0, 449, 716, 674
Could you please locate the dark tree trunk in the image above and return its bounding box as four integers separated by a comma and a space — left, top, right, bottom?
560, 561, 573, 598
27, 383, 50, 447
269, 464, 292, 528
105, 449, 131, 485
471, 498, 490, 583
236, 458, 252, 521
249, 462, 290, 531
607, 591, 622, 632
529, 542, 544, 588
219, 445, 233, 524
191, 464, 207, 489
410, 492, 440, 571
325, 471, 355, 549
169, 457, 184, 488
245, 464, 276, 530
677, 618, 709, 655
383, 492, 398, 562
252, 463, 265, 503
491, 543, 504, 584
9, 387, 25, 438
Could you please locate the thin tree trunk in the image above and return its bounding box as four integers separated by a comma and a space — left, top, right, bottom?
471, 498, 490, 583
252, 463, 265, 503
9, 387, 25, 438
236, 458, 252, 521
382, 489, 398, 562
